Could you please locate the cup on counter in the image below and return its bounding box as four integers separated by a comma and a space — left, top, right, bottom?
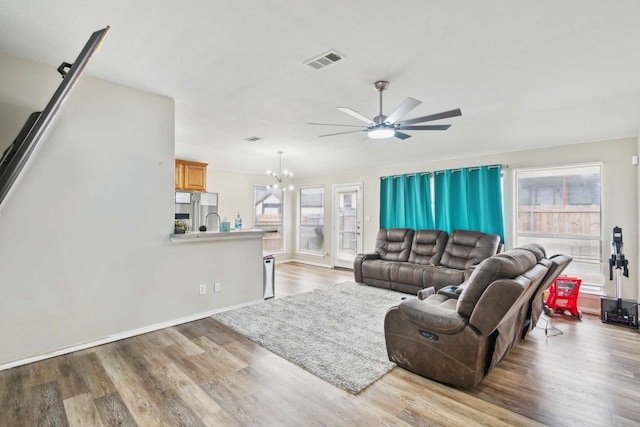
219, 221, 231, 232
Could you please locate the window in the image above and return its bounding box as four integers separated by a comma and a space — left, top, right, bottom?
515, 164, 603, 292
298, 187, 324, 255
254, 185, 283, 253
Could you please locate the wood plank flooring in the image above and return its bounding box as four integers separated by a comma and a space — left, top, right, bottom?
1, 261, 639, 426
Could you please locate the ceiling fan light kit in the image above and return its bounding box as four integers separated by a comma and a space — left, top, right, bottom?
311, 80, 461, 140
266, 151, 294, 191
368, 127, 395, 139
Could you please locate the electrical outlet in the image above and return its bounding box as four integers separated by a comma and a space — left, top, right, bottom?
214, 282, 221, 292
199, 284, 206, 295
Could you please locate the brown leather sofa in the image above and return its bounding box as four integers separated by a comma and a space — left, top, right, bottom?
384, 243, 569, 388
354, 228, 501, 294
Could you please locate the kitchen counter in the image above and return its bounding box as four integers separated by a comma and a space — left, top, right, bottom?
170, 228, 274, 243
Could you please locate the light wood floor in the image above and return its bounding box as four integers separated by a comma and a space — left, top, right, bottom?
2, 262, 639, 426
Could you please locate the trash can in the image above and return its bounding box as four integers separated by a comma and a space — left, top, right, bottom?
263, 255, 275, 299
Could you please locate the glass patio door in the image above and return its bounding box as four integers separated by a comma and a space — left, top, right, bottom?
332, 183, 363, 269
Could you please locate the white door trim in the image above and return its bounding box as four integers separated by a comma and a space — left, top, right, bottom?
331, 182, 363, 269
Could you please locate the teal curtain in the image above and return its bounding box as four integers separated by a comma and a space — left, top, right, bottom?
434, 165, 504, 241
380, 173, 434, 229
433, 170, 450, 232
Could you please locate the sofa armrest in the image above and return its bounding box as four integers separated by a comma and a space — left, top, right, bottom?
437, 286, 460, 299
353, 252, 381, 283
397, 299, 467, 335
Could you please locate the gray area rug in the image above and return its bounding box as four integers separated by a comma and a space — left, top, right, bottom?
212, 281, 411, 394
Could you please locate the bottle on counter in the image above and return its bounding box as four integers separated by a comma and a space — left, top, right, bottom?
235, 212, 242, 230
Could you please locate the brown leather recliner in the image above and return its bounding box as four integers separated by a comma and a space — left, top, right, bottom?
353, 228, 414, 288
384, 244, 550, 388
440, 229, 503, 270
391, 229, 450, 294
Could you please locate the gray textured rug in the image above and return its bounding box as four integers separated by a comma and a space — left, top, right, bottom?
212, 281, 410, 394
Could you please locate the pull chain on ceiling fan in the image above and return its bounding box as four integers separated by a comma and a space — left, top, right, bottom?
309, 81, 462, 140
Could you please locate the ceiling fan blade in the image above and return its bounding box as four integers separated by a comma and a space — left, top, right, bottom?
336, 107, 375, 125
319, 129, 367, 138
384, 97, 422, 124
308, 122, 366, 128
397, 124, 451, 131
398, 108, 462, 126
395, 131, 412, 140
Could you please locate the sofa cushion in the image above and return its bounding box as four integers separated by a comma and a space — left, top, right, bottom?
422, 267, 466, 290
456, 247, 538, 317
375, 228, 414, 262
362, 259, 395, 282
408, 230, 448, 265
440, 230, 501, 269
421, 293, 457, 308
391, 263, 431, 288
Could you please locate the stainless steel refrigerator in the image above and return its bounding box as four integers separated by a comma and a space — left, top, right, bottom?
175, 191, 219, 231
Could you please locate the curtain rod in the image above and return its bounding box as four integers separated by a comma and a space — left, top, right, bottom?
434, 164, 506, 174
381, 164, 507, 179
381, 171, 432, 180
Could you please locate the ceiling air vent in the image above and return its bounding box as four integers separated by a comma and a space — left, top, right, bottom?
243, 136, 262, 142
304, 51, 343, 70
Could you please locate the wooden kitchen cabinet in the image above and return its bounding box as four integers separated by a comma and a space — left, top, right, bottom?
175, 159, 208, 192
175, 162, 184, 190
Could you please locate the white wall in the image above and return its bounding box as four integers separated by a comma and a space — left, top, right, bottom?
292, 138, 639, 301
0, 54, 263, 366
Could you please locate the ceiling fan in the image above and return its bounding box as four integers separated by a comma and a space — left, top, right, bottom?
310, 81, 461, 140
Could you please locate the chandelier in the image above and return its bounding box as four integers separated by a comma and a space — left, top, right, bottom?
266, 151, 294, 191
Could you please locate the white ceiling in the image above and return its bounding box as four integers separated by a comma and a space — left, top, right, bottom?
2, 1, 640, 177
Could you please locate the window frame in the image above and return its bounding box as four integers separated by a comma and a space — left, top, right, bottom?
253, 184, 284, 255
296, 185, 325, 256
513, 162, 604, 294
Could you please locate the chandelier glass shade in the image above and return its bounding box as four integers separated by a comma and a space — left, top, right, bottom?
266, 151, 294, 191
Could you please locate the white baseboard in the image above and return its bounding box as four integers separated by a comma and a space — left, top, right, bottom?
0, 299, 262, 372
291, 259, 333, 268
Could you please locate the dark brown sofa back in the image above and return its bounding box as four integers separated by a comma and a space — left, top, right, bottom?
408, 230, 448, 265
456, 246, 540, 317
440, 230, 501, 270
375, 228, 415, 262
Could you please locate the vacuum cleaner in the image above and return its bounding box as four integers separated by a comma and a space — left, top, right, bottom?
601, 226, 638, 328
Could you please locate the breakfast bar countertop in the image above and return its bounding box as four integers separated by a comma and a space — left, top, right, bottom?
170, 228, 274, 243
